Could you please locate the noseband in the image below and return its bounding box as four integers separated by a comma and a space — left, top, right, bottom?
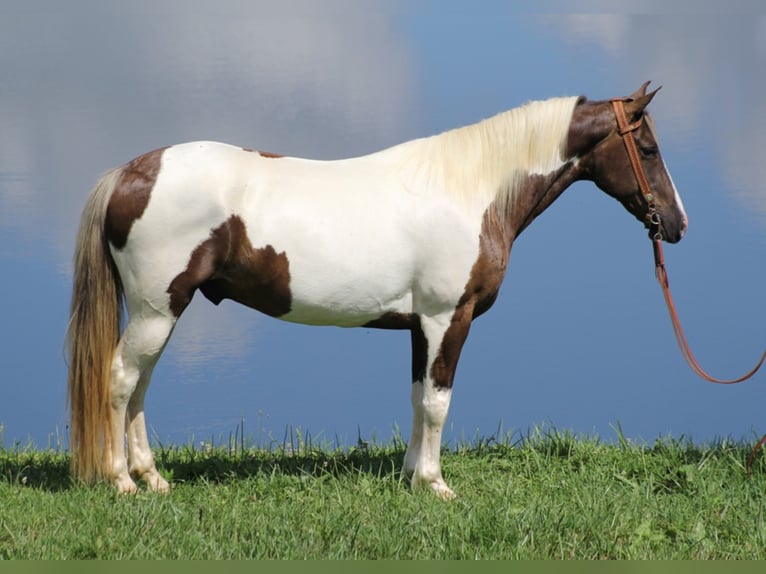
611, 98, 766, 471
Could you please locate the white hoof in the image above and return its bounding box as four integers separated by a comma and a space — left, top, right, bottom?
430, 479, 456, 500
142, 470, 171, 493
114, 474, 138, 494
410, 473, 457, 499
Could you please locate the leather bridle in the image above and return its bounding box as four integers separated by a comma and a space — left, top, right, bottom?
611, 98, 766, 471
611, 98, 663, 238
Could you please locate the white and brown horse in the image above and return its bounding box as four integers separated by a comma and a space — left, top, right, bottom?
67, 82, 687, 496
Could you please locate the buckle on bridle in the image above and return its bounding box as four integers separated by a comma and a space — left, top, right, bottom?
647, 210, 662, 241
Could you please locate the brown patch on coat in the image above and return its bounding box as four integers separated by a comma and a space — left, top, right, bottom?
257, 150, 284, 159
428, 162, 583, 389
242, 147, 284, 159
425, 207, 511, 389
363, 311, 417, 330
428, 307, 473, 389
166, 214, 292, 318
105, 147, 168, 250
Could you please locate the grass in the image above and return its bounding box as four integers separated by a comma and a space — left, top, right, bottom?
2, 427, 766, 559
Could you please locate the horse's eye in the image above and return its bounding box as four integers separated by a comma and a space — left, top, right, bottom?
640, 145, 659, 159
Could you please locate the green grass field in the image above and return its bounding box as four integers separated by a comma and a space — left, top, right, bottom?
2, 429, 765, 559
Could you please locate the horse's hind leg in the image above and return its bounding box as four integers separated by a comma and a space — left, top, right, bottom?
127, 364, 170, 492
110, 310, 176, 493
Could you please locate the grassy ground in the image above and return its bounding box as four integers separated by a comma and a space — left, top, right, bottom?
2, 429, 766, 559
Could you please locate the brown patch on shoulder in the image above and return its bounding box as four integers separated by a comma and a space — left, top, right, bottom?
242, 147, 284, 159
460, 206, 514, 319
166, 214, 292, 318
427, 162, 583, 389
427, 203, 514, 389
105, 147, 168, 249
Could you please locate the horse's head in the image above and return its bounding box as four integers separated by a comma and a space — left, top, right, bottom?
567, 82, 688, 243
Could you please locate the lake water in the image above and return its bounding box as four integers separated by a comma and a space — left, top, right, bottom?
1, 1, 764, 450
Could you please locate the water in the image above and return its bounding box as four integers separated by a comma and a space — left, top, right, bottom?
1, 1, 764, 449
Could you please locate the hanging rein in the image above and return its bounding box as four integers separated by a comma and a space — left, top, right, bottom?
611, 98, 766, 472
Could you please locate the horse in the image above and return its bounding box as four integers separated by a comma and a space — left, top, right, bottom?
67, 82, 687, 497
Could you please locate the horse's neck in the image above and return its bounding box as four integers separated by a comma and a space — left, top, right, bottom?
467, 160, 580, 264
387, 97, 579, 217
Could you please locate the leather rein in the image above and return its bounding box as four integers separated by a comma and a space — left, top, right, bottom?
611, 98, 766, 470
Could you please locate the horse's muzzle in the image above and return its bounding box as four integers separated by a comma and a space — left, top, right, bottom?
653, 215, 686, 244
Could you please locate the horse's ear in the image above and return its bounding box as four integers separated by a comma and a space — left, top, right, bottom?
625, 84, 661, 117
628, 81, 652, 101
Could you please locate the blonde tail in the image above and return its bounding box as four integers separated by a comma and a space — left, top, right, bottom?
66, 167, 125, 483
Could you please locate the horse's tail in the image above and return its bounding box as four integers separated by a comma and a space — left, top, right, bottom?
66, 167, 125, 484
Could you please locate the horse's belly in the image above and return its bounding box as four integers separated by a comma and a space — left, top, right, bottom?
279, 257, 416, 326
248, 215, 479, 326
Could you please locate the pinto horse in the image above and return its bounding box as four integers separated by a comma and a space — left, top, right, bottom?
67, 82, 687, 496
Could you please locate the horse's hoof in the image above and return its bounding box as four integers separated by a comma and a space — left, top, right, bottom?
141, 470, 171, 493
430, 480, 456, 500
115, 476, 139, 494
148, 476, 171, 493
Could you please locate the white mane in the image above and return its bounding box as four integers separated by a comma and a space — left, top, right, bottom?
384, 96, 579, 214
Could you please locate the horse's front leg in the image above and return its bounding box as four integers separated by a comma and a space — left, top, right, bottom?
404, 311, 471, 498
405, 379, 455, 498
